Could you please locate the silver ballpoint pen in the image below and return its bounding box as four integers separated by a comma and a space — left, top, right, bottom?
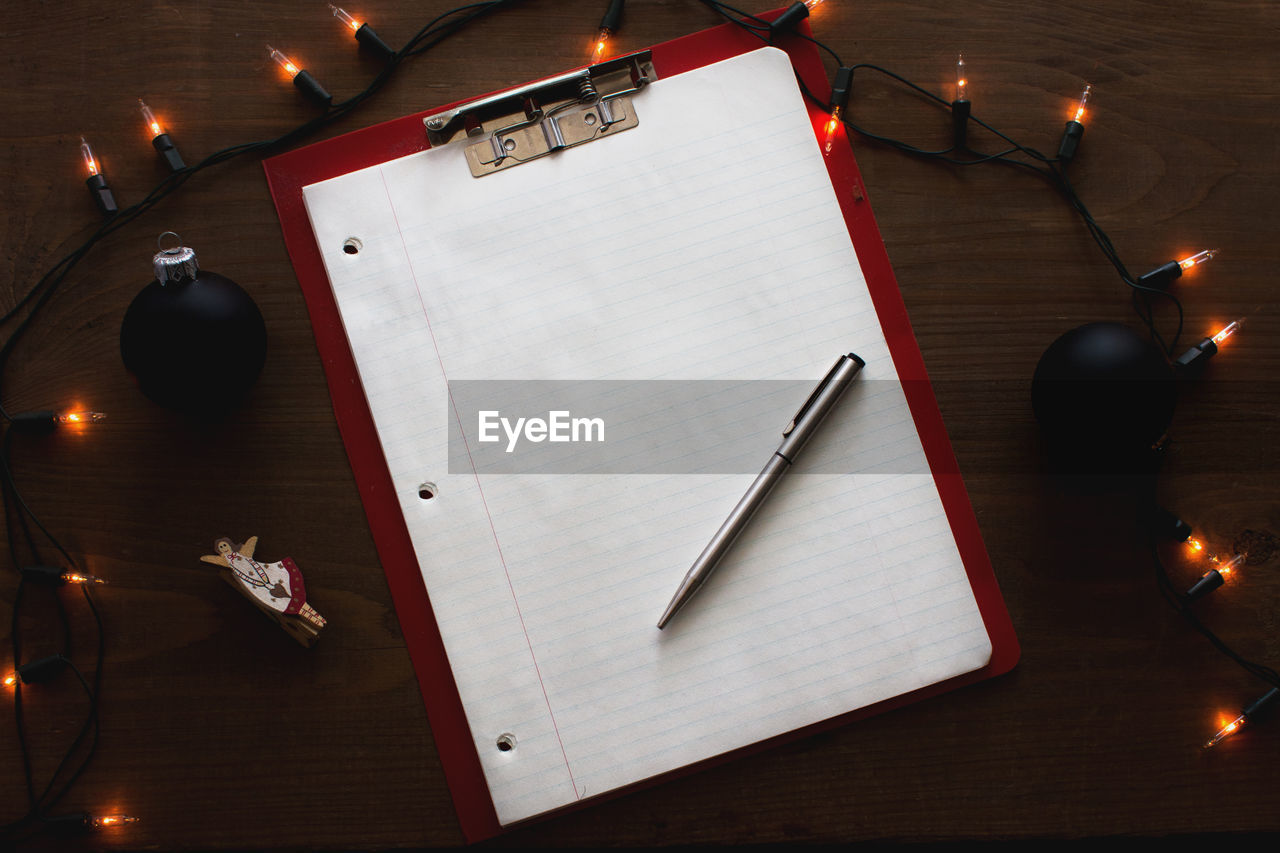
657, 353, 866, 629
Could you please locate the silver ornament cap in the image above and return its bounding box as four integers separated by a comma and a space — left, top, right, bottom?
152, 231, 199, 284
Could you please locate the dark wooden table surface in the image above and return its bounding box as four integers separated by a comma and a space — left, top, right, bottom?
2, 0, 1278, 847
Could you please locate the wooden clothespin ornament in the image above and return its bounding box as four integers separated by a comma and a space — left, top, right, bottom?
200, 535, 326, 647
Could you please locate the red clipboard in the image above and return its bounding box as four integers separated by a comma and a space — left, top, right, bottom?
264, 12, 1018, 843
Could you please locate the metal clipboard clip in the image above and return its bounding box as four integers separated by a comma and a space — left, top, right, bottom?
423, 51, 655, 177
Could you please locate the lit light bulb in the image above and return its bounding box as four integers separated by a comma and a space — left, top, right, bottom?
821, 66, 853, 156
1187, 536, 1231, 565
138, 99, 163, 139
824, 107, 842, 153
950, 54, 972, 150
593, 0, 624, 62
266, 44, 301, 79
1138, 247, 1217, 288
804, 0, 826, 8
2, 671, 16, 688
89, 814, 140, 828
136, 100, 185, 171
1184, 528, 1247, 599
264, 44, 333, 106
326, 5, 393, 59
1057, 82, 1091, 162
56, 411, 107, 425
1187, 551, 1246, 599
62, 572, 107, 585
1211, 320, 1241, 346
1204, 688, 1279, 748
329, 4, 360, 31
78, 136, 118, 215
1175, 319, 1244, 372
592, 30, 610, 60
19, 565, 105, 586
79, 136, 100, 177
1178, 248, 1217, 271
1216, 554, 1245, 576
1204, 712, 1248, 748
1072, 83, 1092, 123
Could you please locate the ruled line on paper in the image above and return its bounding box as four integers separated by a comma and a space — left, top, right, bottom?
379, 165, 583, 803
302, 46, 991, 825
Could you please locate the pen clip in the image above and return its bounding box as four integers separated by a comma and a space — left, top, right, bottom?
782, 355, 849, 437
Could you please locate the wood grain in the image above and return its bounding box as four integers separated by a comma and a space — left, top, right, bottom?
1, 0, 1277, 847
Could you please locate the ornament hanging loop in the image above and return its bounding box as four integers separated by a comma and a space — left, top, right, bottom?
152, 232, 198, 285
157, 231, 184, 254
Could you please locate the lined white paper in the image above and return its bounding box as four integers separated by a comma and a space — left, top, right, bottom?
302, 48, 992, 825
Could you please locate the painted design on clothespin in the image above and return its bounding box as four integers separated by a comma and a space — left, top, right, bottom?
200, 535, 326, 647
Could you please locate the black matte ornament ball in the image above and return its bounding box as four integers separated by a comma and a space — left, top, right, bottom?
1031, 322, 1176, 472
121, 240, 266, 414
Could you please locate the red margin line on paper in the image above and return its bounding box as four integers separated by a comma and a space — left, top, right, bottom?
379, 167, 581, 801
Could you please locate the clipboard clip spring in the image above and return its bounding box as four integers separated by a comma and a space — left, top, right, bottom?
423, 51, 655, 177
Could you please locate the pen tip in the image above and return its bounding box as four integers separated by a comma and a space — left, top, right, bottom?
657, 601, 679, 630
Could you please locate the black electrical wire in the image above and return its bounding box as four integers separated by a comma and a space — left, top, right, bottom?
1, 431, 76, 569
0, 1, 520, 416
1, 652, 101, 843
6, 580, 36, 813
1149, 515, 1280, 690
33, 635, 103, 814
699, 0, 1270, 731
0, 0, 524, 424
0, 2, 524, 842
0, 3, 1264, 835
1144, 470, 1279, 689
699, 0, 1187, 357
3, 424, 101, 839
